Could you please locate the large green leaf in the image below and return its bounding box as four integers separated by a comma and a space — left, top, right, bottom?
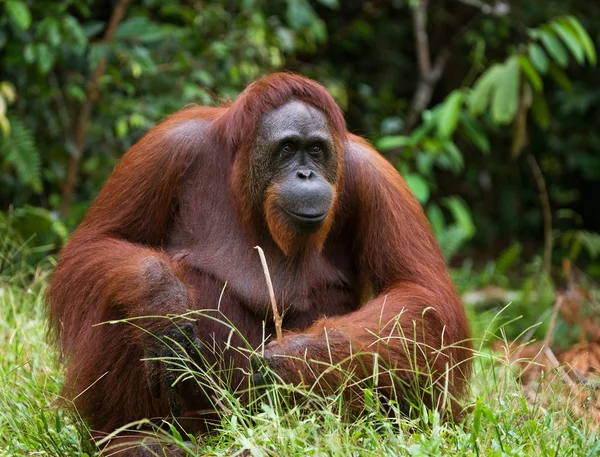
528, 43, 549, 74
437, 90, 464, 139
6, 1, 31, 31
564, 16, 597, 66
376, 135, 410, 151
518, 55, 543, 92
491, 57, 520, 125
551, 21, 585, 64
469, 64, 502, 116
540, 28, 569, 67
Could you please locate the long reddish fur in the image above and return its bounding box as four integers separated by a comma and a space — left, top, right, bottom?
47, 73, 471, 451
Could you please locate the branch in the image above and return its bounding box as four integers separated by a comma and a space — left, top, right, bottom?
397, 1, 511, 149
59, 0, 130, 219
400, 9, 477, 140
527, 154, 553, 276
412, 0, 431, 76
401, 47, 452, 137
254, 246, 283, 343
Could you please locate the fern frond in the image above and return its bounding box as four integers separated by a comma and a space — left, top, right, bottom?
437, 225, 468, 261
0, 116, 41, 193
495, 243, 522, 276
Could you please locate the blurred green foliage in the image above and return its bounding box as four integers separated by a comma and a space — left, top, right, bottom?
0, 0, 336, 229
1, 0, 599, 284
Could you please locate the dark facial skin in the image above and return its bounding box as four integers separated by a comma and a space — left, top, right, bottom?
252, 100, 337, 233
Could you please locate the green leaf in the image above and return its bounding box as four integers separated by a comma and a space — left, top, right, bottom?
528, 43, 549, 73
491, 57, 520, 125
427, 204, 445, 236
472, 397, 484, 438
531, 92, 550, 130
36, 44, 55, 74
62, 15, 88, 51
23, 43, 35, 63
437, 91, 464, 139
40, 18, 61, 47
564, 16, 597, 65
551, 21, 584, 64
469, 64, 502, 116
458, 112, 490, 154
410, 121, 433, 144
115, 117, 128, 138
548, 63, 572, 91
416, 151, 434, 176
376, 135, 410, 151
518, 55, 543, 92
311, 18, 327, 43
482, 403, 498, 425
404, 173, 430, 204
445, 197, 475, 238
168, 423, 183, 443
540, 28, 569, 67
443, 141, 464, 174
6, 1, 32, 31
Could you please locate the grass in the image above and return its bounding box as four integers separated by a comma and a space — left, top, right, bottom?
1, 266, 599, 456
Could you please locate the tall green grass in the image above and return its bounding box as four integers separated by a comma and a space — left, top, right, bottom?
1, 262, 598, 456
0, 267, 94, 456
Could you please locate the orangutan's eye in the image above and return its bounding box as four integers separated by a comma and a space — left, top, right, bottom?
280, 143, 295, 159
309, 144, 322, 155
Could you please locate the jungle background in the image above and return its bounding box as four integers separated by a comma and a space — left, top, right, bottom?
2, 0, 600, 455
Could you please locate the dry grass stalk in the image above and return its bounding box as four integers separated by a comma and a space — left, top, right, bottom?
254, 246, 283, 342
